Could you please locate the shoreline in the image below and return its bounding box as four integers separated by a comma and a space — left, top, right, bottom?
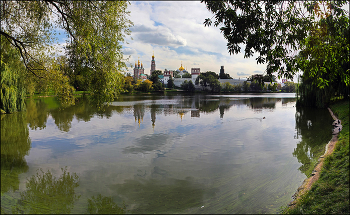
288, 107, 340, 208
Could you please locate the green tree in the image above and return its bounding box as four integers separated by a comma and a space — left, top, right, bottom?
167, 76, 175, 89
221, 82, 234, 92
282, 82, 297, 93
219, 73, 232, 79
234, 83, 242, 92
149, 70, 164, 91
141, 79, 153, 92
181, 80, 195, 92
268, 83, 278, 91
0, 36, 26, 113
1, 1, 133, 106
250, 80, 263, 92
296, 5, 349, 107
123, 75, 134, 93
134, 79, 153, 92
173, 70, 181, 78
243, 81, 250, 92
201, 1, 349, 106
182, 73, 192, 78
195, 71, 220, 92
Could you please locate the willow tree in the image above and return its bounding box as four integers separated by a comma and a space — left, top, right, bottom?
296, 4, 349, 107
0, 1, 132, 112
201, 0, 349, 107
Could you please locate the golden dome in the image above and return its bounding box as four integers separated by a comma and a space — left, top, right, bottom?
179, 62, 185, 71
138, 59, 140, 66
152, 51, 154, 58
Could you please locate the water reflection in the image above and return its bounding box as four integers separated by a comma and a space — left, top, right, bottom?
12, 168, 80, 214
26, 99, 49, 130
1, 112, 30, 194
110, 176, 205, 214
23, 95, 297, 132
87, 194, 126, 214
123, 133, 180, 154
3, 93, 336, 213
293, 106, 333, 176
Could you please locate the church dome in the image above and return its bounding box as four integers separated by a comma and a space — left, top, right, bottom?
179, 62, 185, 71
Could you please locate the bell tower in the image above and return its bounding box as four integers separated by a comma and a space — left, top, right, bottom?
150, 51, 156, 76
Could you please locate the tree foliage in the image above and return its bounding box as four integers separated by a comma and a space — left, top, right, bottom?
123, 75, 134, 93
1, 36, 26, 113
202, 1, 348, 76
296, 3, 349, 107
167, 76, 175, 89
182, 73, 192, 78
1, 1, 133, 107
202, 0, 349, 106
13, 168, 80, 214
181, 80, 195, 92
281, 82, 297, 93
149, 70, 164, 91
219, 73, 232, 79
195, 71, 221, 92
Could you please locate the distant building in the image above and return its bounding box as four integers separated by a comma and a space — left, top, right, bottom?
176, 62, 188, 78
150, 52, 156, 76
172, 67, 201, 88
140, 74, 147, 80
219, 66, 224, 77
133, 59, 145, 80
158, 75, 164, 84
191, 68, 200, 83
164, 69, 173, 84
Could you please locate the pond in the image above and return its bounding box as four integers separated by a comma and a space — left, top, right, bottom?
1, 93, 334, 214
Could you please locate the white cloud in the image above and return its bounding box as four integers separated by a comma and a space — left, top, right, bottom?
123, 1, 269, 78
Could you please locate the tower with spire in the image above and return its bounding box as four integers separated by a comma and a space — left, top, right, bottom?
133, 57, 145, 80
150, 51, 156, 76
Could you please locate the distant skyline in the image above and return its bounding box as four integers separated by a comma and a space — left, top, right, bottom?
52, 1, 349, 82
122, 1, 268, 80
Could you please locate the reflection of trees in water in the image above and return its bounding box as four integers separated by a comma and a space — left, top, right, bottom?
87, 194, 126, 214
25, 96, 297, 133
1, 112, 30, 194
248, 98, 278, 110
281, 98, 296, 105
26, 99, 49, 130
12, 168, 80, 214
25, 97, 129, 132
197, 99, 221, 113
110, 177, 204, 214
293, 106, 333, 176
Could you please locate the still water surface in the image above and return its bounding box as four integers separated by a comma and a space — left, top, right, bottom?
1, 93, 334, 214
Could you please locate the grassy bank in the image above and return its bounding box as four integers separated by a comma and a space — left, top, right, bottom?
282, 100, 349, 214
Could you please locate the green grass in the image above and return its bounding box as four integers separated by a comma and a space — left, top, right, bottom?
282, 99, 349, 214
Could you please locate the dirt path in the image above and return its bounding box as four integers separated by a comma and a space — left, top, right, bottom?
288, 108, 340, 208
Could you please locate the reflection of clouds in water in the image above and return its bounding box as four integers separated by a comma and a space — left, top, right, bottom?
123, 133, 182, 154
120, 124, 136, 132
75, 138, 94, 147
109, 176, 206, 214
25, 148, 52, 164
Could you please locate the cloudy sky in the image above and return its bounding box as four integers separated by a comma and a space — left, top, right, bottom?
122, 1, 267, 79
53, 1, 348, 81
